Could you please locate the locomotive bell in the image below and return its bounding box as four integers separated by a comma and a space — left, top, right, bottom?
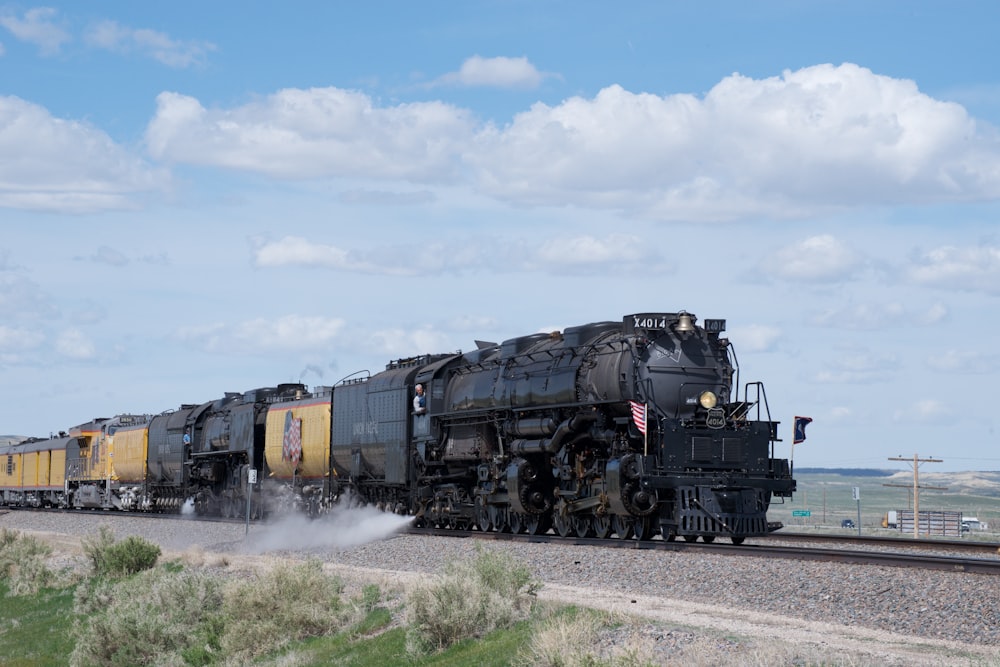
675, 311, 696, 334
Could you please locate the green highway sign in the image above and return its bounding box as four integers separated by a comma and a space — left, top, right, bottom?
791, 510, 811, 517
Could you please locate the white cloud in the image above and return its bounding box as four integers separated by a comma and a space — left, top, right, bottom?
252, 236, 413, 275
727, 324, 782, 353
828, 406, 852, 422
905, 244, 1000, 295
0, 325, 41, 351
84, 20, 215, 68
925, 349, 1000, 374
252, 233, 665, 276
0, 273, 57, 320
467, 64, 1000, 220
366, 326, 457, 358
0, 96, 168, 212
89, 246, 129, 267
175, 315, 346, 355
761, 234, 866, 282
892, 399, 952, 423
55, 329, 96, 360
813, 346, 899, 384
14, 62, 1000, 219
145, 89, 475, 182
807, 301, 949, 329
437, 55, 547, 89
0, 8, 70, 56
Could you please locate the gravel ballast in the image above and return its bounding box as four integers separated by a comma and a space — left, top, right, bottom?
4, 508, 999, 666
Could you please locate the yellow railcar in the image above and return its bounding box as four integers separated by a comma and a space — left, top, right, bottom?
263, 388, 333, 514
0, 437, 71, 507
66, 414, 151, 509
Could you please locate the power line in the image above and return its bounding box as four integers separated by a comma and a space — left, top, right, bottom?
886, 454, 945, 539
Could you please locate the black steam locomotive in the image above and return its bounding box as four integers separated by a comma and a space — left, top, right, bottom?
331, 311, 795, 544
1, 311, 795, 544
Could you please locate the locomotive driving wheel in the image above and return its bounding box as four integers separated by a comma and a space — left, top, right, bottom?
612, 515, 634, 540
553, 513, 572, 538
509, 512, 524, 534
487, 505, 505, 532
525, 513, 551, 535
592, 514, 612, 539
572, 515, 593, 538
475, 497, 492, 532
633, 517, 656, 541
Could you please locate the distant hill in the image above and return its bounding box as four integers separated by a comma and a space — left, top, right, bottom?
796, 469, 1000, 499
794, 468, 895, 477
0, 435, 28, 446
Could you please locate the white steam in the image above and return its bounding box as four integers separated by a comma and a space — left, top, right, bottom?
243, 503, 413, 553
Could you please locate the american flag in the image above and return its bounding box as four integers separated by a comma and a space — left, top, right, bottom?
282, 413, 302, 465
629, 400, 647, 435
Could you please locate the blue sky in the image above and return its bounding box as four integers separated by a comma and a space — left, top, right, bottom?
2, 2, 999, 472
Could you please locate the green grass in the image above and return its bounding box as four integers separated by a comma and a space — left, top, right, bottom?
294, 619, 532, 667
0, 582, 77, 667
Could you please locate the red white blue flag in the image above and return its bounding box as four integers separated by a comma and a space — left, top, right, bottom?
629, 400, 647, 435
793, 416, 813, 444
282, 412, 303, 465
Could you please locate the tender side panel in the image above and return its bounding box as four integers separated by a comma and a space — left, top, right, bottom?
265, 397, 331, 481
113, 425, 149, 483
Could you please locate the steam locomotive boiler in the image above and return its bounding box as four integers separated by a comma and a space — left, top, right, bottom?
340, 311, 795, 543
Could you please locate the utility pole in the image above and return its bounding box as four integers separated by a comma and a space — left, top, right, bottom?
886, 454, 945, 538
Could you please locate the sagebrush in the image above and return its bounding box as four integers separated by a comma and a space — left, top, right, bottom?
81, 525, 161, 578
405, 547, 540, 654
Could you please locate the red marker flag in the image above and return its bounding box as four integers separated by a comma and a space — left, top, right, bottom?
629, 400, 647, 435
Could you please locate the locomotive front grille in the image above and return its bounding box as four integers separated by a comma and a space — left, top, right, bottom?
722, 438, 743, 462
691, 437, 713, 462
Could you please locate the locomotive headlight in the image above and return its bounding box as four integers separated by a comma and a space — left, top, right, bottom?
698, 391, 718, 409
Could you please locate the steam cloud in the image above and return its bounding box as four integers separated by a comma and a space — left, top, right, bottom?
243, 503, 413, 553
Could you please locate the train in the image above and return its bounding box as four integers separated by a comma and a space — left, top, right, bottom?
0, 311, 796, 544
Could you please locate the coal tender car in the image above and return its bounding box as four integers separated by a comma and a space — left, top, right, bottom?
335, 311, 795, 544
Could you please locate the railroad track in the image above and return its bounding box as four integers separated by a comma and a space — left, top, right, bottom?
764, 530, 1000, 555
406, 526, 1000, 576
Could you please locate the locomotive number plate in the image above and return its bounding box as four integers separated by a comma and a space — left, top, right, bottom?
706, 408, 725, 429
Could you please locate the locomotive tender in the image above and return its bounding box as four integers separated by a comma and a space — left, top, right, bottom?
0, 311, 796, 543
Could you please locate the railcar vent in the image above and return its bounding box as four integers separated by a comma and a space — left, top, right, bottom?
691, 437, 713, 462
722, 438, 743, 462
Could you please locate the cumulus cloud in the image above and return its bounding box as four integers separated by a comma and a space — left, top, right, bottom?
145, 88, 475, 182
892, 399, 952, 423
0, 274, 57, 320
904, 244, 1000, 295
0, 96, 168, 212
466, 64, 1000, 219
0, 7, 70, 56
84, 19, 215, 68
760, 234, 867, 282
251, 233, 665, 276
925, 349, 1000, 374
436, 55, 547, 89
13, 62, 1000, 218
808, 301, 947, 329
726, 324, 782, 353
55, 329, 96, 360
813, 345, 899, 384
535, 233, 662, 274
0, 325, 42, 363
337, 189, 436, 206
175, 315, 346, 355
251, 236, 412, 275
